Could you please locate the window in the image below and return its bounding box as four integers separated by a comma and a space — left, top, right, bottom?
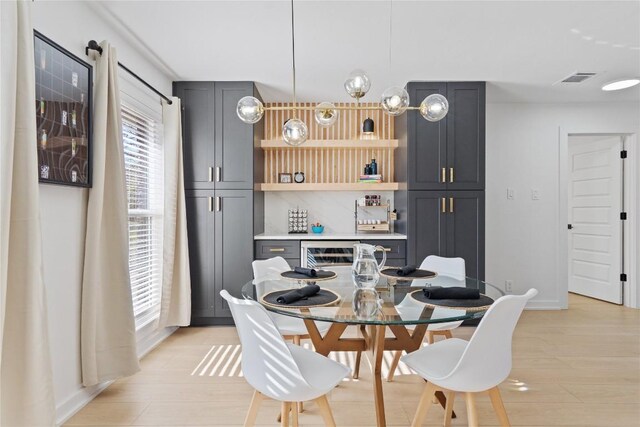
122, 102, 163, 329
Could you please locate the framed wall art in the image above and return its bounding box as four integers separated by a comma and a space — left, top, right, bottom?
34, 30, 92, 187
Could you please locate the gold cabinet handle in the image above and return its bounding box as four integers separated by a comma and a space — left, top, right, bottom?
449, 167, 454, 183
449, 197, 454, 213
208, 196, 213, 212
215, 166, 221, 182
441, 197, 446, 213
208, 167, 213, 182
215, 196, 221, 212
441, 167, 446, 183
382, 247, 392, 252
269, 248, 286, 252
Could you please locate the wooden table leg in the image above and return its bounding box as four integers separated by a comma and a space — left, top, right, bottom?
370, 324, 387, 427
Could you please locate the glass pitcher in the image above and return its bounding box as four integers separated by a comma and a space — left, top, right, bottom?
351, 243, 387, 289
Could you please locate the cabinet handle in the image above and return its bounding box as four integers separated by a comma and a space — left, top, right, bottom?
441, 197, 446, 213
208, 167, 213, 182
215, 196, 221, 212
382, 247, 392, 252
449, 197, 454, 213
441, 167, 446, 183
208, 196, 213, 212
269, 248, 286, 252
215, 166, 221, 182
449, 167, 454, 183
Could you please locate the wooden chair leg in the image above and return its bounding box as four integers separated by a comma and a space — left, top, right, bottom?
488, 387, 511, 426
411, 381, 437, 427
297, 401, 303, 413
386, 350, 402, 382
353, 350, 362, 379
443, 391, 455, 427
280, 402, 290, 427
244, 390, 263, 427
314, 394, 336, 427
291, 401, 299, 427
426, 331, 435, 344
293, 335, 301, 345
465, 392, 479, 427
443, 329, 453, 339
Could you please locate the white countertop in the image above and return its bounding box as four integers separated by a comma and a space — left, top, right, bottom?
254, 232, 407, 240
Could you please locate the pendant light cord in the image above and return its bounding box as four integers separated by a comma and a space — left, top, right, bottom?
290, 0, 297, 118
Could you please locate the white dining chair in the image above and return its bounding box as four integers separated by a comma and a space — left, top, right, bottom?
220, 290, 350, 427
402, 289, 538, 427
387, 255, 466, 382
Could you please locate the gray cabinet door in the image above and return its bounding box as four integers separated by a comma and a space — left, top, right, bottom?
445, 191, 485, 280
185, 190, 215, 319
407, 191, 447, 266
407, 82, 448, 190
446, 82, 485, 190
174, 82, 215, 190
214, 82, 255, 190
214, 190, 254, 317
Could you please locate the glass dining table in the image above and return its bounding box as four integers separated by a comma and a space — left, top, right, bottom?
241, 266, 504, 427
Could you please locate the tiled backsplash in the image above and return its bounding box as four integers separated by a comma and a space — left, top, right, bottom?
264, 191, 395, 234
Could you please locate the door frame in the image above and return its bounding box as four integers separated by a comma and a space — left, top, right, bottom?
559, 129, 637, 308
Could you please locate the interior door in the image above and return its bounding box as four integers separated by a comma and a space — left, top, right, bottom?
568, 136, 622, 303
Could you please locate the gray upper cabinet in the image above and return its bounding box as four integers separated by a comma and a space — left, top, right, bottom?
401, 82, 485, 191
446, 83, 485, 190
213, 190, 254, 318
214, 82, 259, 190
174, 82, 215, 190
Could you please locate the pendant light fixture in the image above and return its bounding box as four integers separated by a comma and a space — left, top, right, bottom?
236, 0, 449, 145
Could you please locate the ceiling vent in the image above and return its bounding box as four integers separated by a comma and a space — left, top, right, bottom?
557, 72, 597, 84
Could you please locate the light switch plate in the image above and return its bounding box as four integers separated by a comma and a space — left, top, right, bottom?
507, 188, 514, 200
531, 189, 540, 200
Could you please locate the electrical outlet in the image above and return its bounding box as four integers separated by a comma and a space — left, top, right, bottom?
531, 189, 540, 200
507, 188, 514, 200
505, 280, 513, 293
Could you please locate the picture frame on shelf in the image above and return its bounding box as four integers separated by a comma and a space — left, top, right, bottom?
34, 30, 93, 187
278, 173, 292, 183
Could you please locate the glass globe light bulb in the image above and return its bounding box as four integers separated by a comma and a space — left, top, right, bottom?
282, 118, 308, 146
236, 96, 264, 124
344, 69, 371, 99
419, 94, 449, 122
314, 102, 339, 127
380, 86, 410, 116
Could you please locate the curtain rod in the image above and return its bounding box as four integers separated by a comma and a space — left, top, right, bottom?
85, 40, 172, 105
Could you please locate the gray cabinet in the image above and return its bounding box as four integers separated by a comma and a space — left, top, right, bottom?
406, 191, 484, 279
400, 82, 485, 191
214, 190, 254, 318
176, 81, 263, 324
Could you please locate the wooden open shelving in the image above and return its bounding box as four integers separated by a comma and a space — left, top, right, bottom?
258, 182, 400, 192
260, 139, 399, 149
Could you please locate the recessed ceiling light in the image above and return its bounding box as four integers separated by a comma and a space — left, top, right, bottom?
602, 79, 640, 91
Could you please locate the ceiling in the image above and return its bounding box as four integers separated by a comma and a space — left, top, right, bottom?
91, 0, 640, 103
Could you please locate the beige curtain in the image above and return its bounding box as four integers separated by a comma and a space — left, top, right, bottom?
159, 97, 191, 327
0, 1, 56, 425
81, 41, 139, 387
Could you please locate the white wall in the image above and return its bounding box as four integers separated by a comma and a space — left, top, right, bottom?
486, 102, 640, 309
31, 1, 174, 422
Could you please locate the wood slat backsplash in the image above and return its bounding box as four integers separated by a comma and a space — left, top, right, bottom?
264, 102, 394, 140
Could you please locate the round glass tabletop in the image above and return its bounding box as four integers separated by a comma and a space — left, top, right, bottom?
241, 266, 504, 326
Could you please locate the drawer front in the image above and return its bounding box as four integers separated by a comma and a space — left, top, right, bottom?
255, 240, 300, 259
360, 239, 406, 259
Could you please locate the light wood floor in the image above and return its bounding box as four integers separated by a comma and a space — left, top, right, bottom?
65, 294, 640, 426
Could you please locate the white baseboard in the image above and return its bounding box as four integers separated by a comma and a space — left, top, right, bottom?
55, 326, 178, 425
525, 300, 563, 310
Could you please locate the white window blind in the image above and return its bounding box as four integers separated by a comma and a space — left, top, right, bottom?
122, 103, 164, 329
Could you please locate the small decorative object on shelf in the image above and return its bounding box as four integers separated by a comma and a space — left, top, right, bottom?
361, 118, 376, 140
311, 223, 324, 234
359, 174, 382, 184
294, 171, 305, 183
278, 173, 293, 183
370, 158, 378, 175
288, 208, 308, 234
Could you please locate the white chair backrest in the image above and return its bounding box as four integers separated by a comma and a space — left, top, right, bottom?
420, 256, 466, 280
252, 257, 290, 281
220, 290, 310, 398
445, 289, 538, 391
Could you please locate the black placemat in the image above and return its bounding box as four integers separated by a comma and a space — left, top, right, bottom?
261, 288, 341, 308
280, 270, 337, 281
410, 289, 494, 311
380, 268, 437, 279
